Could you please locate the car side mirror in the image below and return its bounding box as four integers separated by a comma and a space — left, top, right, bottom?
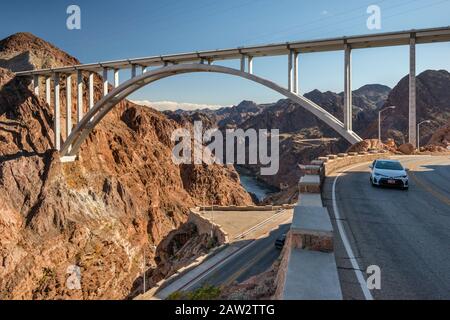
369, 165, 373, 169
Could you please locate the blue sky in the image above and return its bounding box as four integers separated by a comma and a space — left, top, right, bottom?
1, 0, 450, 108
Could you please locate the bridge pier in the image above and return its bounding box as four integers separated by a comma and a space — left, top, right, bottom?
66, 74, 72, 141
247, 56, 253, 74
89, 72, 94, 111
294, 51, 299, 94
53, 73, 61, 151
409, 34, 417, 148
114, 69, 120, 87
45, 76, 51, 105
33, 75, 39, 97
344, 44, 352, 132
131, 64, 137, 78
103, 68, 109, 96
288, 50, 299, 93
77, 70, 84, 122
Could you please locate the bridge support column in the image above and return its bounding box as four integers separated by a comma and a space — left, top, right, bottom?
409, 35, 417, 148
142, 66, 147, 74
240, 55, 246, 72
114, 69, 120, 88
66, 74, 72, 141
248, 56, 253, 74
33, 75, 40, 97
45, 76, 51, 105
53, 73, 61, 151
344, 44, 352, 132
288, 50, 294, 92
89, 72, 94, 111
77, 70, 84, 122
131, 65, 137, 78
103, 68, 109, 96
294, 52, 299, 94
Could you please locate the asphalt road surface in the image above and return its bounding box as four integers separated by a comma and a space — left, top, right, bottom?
323, 155, 450, 300
187, 222, 291, 291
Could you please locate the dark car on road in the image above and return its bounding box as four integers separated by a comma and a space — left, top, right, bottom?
275, 234, 286, 250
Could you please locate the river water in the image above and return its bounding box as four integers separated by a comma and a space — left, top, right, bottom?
238, 173, 277, 202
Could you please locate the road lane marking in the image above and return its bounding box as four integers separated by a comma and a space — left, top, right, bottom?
222, 243, 276, 286
409, 164, 450, 207
332, 162, 374, 301
179, 214, 292, 292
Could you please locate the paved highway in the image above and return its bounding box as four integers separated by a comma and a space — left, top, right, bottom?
184, 211, 292, 292
323, 155, 450, 300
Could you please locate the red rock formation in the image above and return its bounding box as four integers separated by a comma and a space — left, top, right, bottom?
0, 33, 252, 300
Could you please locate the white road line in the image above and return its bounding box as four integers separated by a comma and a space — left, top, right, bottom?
332, 163, 374, 301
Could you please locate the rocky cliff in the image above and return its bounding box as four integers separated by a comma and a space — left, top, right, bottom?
0, 33, 252, 299
363, 70, 450, 145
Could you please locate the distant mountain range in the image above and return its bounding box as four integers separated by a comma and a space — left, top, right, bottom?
164, 70, 449, 190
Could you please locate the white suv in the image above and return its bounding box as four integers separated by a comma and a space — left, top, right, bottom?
370, 159, 409, 190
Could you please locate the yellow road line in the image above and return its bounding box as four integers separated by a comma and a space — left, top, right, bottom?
222, 243, 276, 286
409, 163, 450, 207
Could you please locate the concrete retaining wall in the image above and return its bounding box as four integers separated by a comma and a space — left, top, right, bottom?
188, 208, 230, 245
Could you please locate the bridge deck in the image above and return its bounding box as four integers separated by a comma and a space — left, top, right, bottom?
15, 26, 450, 76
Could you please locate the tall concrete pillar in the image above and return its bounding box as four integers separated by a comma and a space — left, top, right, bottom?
45, 76, 51, 105
240, 55, 246, 72
89, 72, 94, 110
33, 75, 40, 97
294, 52, 299, 94
344, 44, 353, 131
409, 35, 417, 147
131, 64, 137, 78
142, 66, 147, 74
53, 73, 61, 151
248, 56, 253, 74
288, 50, 294, 92
66, 74, 72, 139
77, 70, 84, 122
114, 69, 120, 88
103, 68, 109, 96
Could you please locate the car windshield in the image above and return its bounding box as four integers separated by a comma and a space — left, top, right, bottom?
375, 161, 404, 170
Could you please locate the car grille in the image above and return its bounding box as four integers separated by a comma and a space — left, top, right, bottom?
379, 178, 405, 187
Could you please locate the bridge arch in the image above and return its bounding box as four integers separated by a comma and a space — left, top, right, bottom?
61, 63, 362, 157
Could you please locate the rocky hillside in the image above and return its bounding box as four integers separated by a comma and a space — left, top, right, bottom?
0, 33, 252, 300
363, 70, 450, 145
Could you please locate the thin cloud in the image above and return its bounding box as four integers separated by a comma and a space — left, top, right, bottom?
131, 100, 225, 112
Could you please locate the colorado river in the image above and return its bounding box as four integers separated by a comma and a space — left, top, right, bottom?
238, 173, 277, 202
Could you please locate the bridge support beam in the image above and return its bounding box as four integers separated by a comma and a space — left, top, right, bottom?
89, 72, 94, 111
247, 56, 253, 74
240, 55, 246, 72
288, 50, 294, 92
114, 69, 120, 88
409, 35, 417, 148
45, 76, 51, 105
344, 44, 352, 132
288, 50, 298, 93
53, 73, 61, 151
66, 75, 72, 141
33, 75, 39, 97
294, 52, 299, 94
103, 68, 109, 96
77, 70, 84, 122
